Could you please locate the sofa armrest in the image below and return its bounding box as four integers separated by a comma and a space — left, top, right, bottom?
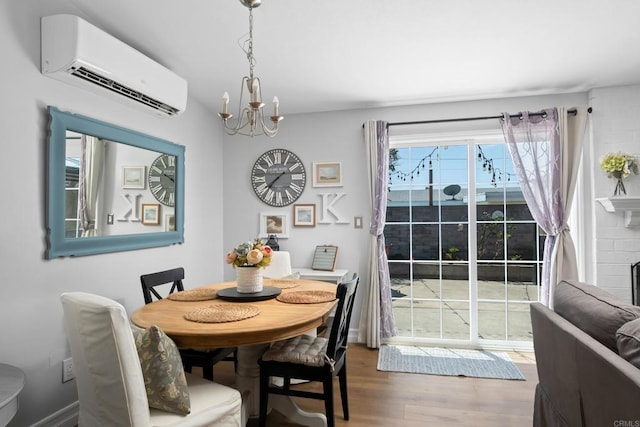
576, 338, 640, 426
531, 303, 583, 427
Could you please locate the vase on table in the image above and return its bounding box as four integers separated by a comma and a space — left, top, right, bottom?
236, 265, 263, 293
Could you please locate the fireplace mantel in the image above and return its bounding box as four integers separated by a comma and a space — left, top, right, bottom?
596, 196, 640, 227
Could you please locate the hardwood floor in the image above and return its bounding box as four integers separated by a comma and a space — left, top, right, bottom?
210, 344, 538, 427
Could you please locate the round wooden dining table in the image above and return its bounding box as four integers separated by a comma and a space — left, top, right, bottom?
131, 278, 338, 426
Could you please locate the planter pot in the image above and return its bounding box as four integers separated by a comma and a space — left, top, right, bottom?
236, 266, 263, 293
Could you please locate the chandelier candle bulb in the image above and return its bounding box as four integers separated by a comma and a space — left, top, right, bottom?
272, 96, 279, 116
251, 79, 259, 102
222, 92, 229, 114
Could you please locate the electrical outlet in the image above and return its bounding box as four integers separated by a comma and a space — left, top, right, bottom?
62, 358, 75, 382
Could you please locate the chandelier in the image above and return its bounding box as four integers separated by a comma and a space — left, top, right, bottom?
218, 0, 282, 137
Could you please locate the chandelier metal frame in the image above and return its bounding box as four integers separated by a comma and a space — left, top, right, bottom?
218, 0, 282, 137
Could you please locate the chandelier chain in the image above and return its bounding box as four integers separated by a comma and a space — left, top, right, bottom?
247, 7, 255, 79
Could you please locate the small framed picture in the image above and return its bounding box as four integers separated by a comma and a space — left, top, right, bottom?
293, 204, 316, 227
259, 212, 289, 238
165, 214, 175, 232
141, 203, 160, 225
122, 166, 146, 189
312, 162, 342, 187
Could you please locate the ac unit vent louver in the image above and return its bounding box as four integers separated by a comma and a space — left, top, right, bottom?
71, 66, 180, 116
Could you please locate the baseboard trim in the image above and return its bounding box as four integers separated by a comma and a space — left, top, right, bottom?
31, 401, 78, 427
348, 327, 360, 343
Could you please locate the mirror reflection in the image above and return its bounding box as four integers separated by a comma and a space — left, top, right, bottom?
65, 131, 176, 238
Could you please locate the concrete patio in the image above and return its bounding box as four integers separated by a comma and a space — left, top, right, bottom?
390, 278, 537, 342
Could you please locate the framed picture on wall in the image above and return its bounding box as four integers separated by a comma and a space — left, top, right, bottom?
312, 162, 342, 187
141, 203, 161, 225
293, 204, 316, 227
259, 212, 289, 238
165, 214, 175, 231
311, 245, 339, 271
122, 166, 146, 189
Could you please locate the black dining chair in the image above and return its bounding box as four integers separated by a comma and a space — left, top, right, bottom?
258, 273, 359, 427
140, 267, 237, 381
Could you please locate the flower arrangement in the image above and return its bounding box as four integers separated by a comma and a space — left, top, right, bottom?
600, 152, 639, 195
226, 238, 273, 269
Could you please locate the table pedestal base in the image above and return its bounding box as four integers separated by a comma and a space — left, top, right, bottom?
269, 395, 327, 427
235, 344, 327, 427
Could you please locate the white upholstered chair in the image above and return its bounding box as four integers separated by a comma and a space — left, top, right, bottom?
263, 251, 292, 279
60, 292, 245, 426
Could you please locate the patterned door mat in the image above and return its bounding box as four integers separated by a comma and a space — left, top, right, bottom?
377, 345, 525, 380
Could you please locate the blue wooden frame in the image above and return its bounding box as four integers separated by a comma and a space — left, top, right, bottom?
46, 106, 185, 258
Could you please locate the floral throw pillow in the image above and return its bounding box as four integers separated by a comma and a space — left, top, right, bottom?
133, 325, 191, 414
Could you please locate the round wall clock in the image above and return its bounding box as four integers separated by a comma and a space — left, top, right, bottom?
148, 153, 176, 207
251, 149, 306, 207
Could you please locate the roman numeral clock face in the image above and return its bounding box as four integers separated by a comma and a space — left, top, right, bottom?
251, 149, 306, 207
148, 153, 176, 207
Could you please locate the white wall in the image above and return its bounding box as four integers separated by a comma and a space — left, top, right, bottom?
0, 2, 225, 425
588, 85, 640, 299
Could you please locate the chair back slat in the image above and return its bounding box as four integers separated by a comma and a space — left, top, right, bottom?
326, 273, 359, 361
140, 267, 185, 304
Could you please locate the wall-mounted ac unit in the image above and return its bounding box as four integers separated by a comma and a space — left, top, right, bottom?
41, 14, 187, 117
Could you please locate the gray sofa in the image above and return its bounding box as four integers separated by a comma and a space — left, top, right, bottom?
531, 280, 640, 426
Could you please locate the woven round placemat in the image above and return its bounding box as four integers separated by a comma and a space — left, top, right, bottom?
167, 288, 218, 301
276, 290, 336, 304
267, 279, 300, 289
184, 304, 260, 323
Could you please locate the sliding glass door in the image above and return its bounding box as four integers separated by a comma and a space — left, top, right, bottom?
386, 135, 541, 346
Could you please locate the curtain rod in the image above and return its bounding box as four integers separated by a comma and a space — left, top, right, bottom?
385, 107, 592, 128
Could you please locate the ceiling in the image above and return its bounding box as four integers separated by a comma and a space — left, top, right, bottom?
67, 0, 640, 116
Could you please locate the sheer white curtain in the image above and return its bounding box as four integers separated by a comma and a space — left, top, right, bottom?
359, 120, 396, 348
79, 135, 105, 237
501, 107, 588, 307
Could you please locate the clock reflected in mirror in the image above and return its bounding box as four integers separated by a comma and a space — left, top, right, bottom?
251, 149, 306, 207
148, 153, 176, 207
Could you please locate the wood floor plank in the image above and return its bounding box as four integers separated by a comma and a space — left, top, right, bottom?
210, 343, 537, 427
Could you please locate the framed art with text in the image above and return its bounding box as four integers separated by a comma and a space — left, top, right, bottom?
312, 245, 339, 271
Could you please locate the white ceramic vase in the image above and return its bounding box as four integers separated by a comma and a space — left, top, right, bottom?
236, 266, 263, 293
